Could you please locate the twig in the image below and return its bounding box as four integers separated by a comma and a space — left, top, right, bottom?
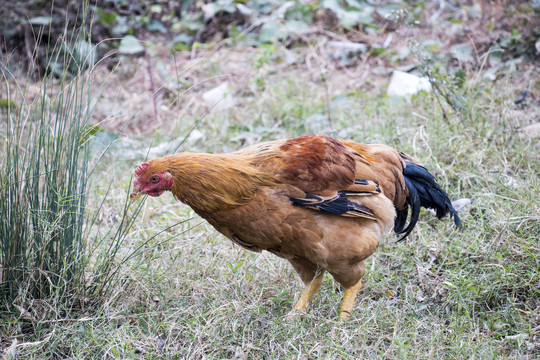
323, 75, 332, 129
24, 26, 36, 72
2, 329, 54, 358
425, 70, 450, 123
139, 31, 158, 124
37, 314, 128, 323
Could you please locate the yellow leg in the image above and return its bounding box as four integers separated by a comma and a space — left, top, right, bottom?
339, 279, 362, 321
286, 275, 324, 320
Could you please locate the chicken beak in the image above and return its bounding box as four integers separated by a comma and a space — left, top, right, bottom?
130, 189, 143, 202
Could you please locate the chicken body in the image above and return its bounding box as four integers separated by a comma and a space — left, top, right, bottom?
131, 134, 461, 319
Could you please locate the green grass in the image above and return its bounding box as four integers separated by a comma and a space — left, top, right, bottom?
0, 27, 96, 303
1, 39, 539, 359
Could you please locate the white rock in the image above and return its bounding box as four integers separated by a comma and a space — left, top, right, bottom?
202, 82, 236, 111
202, 3, 216, 20
451, 198, 473, 212
187, 129, 204, 144
387, 70, 431, 97
327, 41, 368, 55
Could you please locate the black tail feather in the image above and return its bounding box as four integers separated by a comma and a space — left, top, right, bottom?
395, 162, 461, 241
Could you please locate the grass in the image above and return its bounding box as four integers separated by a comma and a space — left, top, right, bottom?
0, 26, 96, 302
1, 33, 539, 360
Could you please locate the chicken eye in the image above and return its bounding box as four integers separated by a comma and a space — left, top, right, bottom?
150, 176, 160, 183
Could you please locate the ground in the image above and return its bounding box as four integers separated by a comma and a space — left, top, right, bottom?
1, 2, 539, 358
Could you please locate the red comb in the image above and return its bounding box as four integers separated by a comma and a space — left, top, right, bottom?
134, 162, 149, 177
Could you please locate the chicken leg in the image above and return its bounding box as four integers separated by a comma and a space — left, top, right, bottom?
339, 279, 362, 320
286, 273, 324, 320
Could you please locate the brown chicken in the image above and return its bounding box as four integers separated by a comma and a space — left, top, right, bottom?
130, 134, 461, 320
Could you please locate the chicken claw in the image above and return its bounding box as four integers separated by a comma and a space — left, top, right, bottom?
285, 275, 324, 321
339, 279, 362, 321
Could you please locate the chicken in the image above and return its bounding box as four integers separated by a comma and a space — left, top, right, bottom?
130, 134, 461, 320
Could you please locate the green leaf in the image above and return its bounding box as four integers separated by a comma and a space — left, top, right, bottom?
214, 0, 237, 13
80, 125, 103, 146
449, 43, 474, 63
150, 4, 162, 13
283, 20, 310, 36
118, 35, 145, 55
172, 33, 193, 45
28, 16, 52, 26
422, 40, 443, 53
180, 14, 204, 33
147, 19, 167, 33
249, 0, 278, 14
0, 99, 17, 109
96, 8, 117, 26
111, 16, 129, 37
66, 40, 96, 72
452, 68, 467, 89
173, 43, 189, 51
321, 0, 374, 28
259, 19, 279, 43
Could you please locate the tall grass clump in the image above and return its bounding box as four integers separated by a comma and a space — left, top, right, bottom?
0, 8, 185, 318
0, 15, 97, 305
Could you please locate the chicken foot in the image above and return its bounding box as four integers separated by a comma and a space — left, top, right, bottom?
339, 279, 362, 321
285, 274, 324, 320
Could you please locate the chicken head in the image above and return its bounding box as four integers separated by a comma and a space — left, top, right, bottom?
130, 162, 173, 201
